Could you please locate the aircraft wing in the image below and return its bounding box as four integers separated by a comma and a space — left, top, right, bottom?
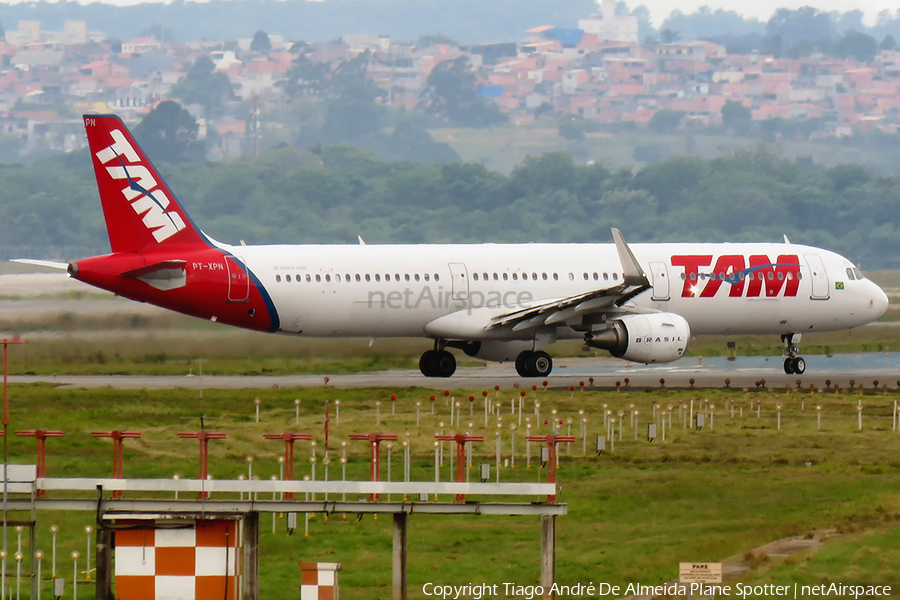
487, 228, 652, 332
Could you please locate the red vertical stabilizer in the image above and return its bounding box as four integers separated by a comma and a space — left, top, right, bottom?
83, 114, 209, 253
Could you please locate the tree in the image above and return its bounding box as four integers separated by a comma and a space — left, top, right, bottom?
648, 109, 684, 133
420, 56, 507, 128
879, 35, 897, 52
250, 30, 271, 53
169, 55, 235, 117
766, 8, 834, 56
0, 23, 5, 41
280, 53, 331, 99
659, 28, 680, 44
418, 34, 459, 47
140, 25, 174, 43
632, 143, 669, 165
721, 100, 753, 134
133, 101, 204, 163
833, 31, 878, 63
558, 118, 586, 142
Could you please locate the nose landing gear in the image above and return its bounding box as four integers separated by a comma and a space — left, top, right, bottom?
782, 333, 806, 374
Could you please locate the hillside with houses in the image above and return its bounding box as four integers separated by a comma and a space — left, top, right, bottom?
1, 1, 900, 164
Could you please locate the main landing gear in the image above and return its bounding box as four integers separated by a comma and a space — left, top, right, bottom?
419, 347, 456, 378
515, 350, 553, 378
782, 333, 806, 374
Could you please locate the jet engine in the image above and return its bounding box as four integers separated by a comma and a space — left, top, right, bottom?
586, 313, 690, 364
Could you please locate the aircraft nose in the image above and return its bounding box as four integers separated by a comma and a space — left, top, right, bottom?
869, 282, 889, 319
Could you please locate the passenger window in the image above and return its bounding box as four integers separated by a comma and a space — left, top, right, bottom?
415, 274, 420, 282
325, 274, 331, 282
395, 274, 401, 281
473, 273, 478, 281
424, 274, 430, 281
503, 273, 509, 281
512, 273, 518, 281
493, 273, 499, 281
284, 274, 290, 282
583, 273, 589, 281
405, 274, 410, 281
306, 275, 311, 282
365, 274, 371, 282
593, 273, 599, 280
532, 273, 538, 280
568, 273, 574, 281
316, 275, 322, 283
777, 272, 784, 281
276, 274, 282, 282
553, 273, 559, 281
612, 273, 618, 281
521, 273, 527, 280
384, 274, 390, 282
680, 273, 685, 281
356, 274, 361, 282
375, 274, 381, 282
483, 273, 488, 280
604, 273, 609, 281
434, 274, 440, 281
542, 273, 548, 280
767, 272, 774, 281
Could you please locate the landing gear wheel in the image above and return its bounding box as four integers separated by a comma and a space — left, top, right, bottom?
781, 333, 805, 375
432, 350, 457, 378
419, 350, 437, 377
515, 351, 533, 377
527, 351, 553, 377
782, 356, 806, 375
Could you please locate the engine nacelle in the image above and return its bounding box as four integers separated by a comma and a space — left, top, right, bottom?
458, 340, 535, 363
586, 313, 690, 364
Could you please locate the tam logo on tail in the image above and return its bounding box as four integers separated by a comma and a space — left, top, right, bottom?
93, 128, 187, 243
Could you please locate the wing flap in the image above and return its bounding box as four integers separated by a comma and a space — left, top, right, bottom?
487, 228, 652, 334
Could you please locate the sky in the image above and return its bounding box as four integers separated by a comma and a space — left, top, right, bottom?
0, 0, 893, 25
636, 0, 894, 26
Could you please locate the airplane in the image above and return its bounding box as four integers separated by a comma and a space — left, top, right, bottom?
18, 114, 889, 378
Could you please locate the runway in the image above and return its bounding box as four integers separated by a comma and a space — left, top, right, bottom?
8, 353, 900, 391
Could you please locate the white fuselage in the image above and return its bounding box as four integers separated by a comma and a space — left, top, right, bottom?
228, 241, 888, 340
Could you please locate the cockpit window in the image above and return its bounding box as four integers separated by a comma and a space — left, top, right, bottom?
846, 268, 856, 281
853, 268, 864, 280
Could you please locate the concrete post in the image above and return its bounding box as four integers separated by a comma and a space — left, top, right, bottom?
540, 514, 556, 600
243, 512, 260, 600
95, 528, 113, 600
392, 513, 408, 600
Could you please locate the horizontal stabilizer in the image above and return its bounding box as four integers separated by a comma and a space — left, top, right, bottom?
10, 259, 69, 270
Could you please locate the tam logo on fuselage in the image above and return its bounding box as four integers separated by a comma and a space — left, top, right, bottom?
671, 255, 801, 298
95, 129, 186, 243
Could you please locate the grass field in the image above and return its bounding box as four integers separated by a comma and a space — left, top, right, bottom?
3, 383, 899, 599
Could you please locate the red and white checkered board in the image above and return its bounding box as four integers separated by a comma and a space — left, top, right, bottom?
115, 520, 239, 600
